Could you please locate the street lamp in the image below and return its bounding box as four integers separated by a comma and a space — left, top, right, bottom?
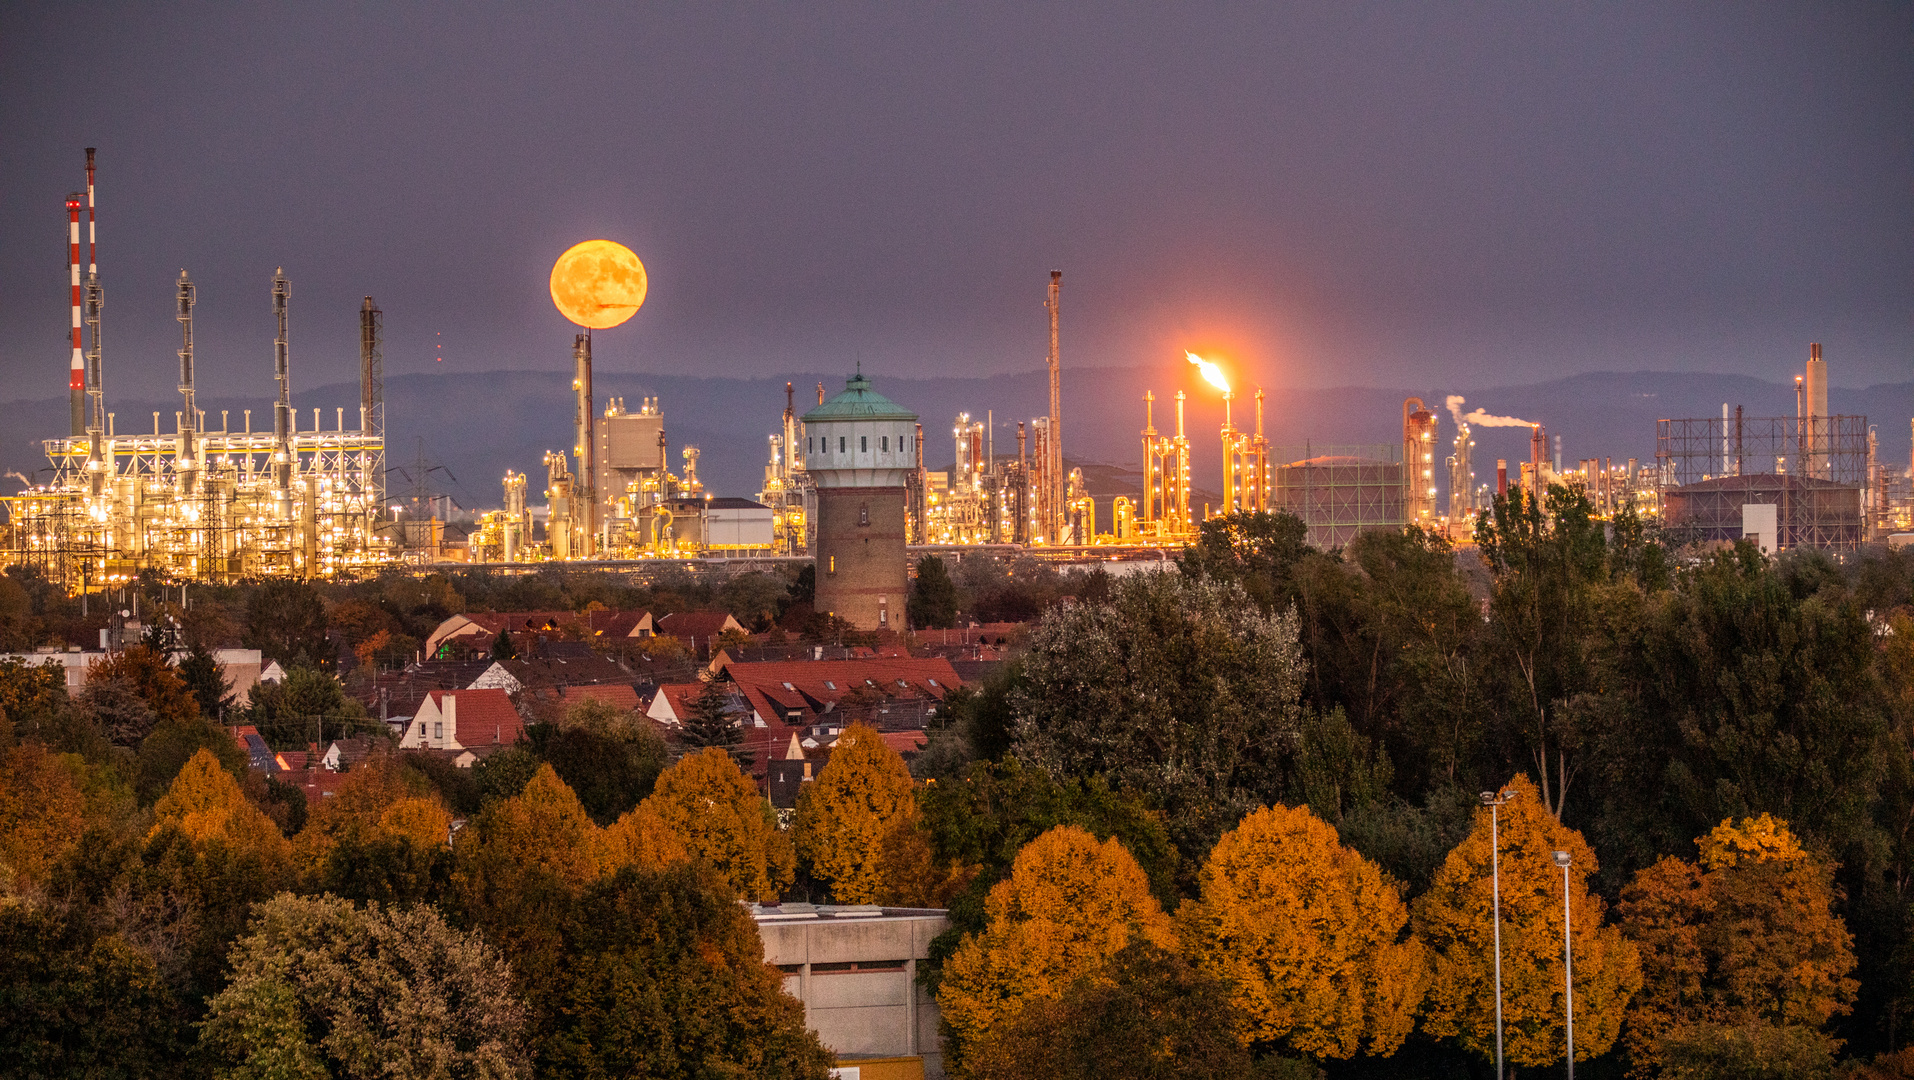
1481, 787, 1518, 1080
1556, 849, 1576, 1080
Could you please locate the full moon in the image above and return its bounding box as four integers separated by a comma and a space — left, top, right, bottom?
550, 240, 648, 329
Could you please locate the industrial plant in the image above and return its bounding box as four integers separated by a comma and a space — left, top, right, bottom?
7, 149, 1914, 604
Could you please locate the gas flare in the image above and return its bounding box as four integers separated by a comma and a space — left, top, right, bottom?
1186, 352, 1230, 394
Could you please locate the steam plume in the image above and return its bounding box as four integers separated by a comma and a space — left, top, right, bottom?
1445, 395, 1468, 427
1462, 407, 1537, 428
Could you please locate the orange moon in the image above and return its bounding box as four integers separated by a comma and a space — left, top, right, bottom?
550, 240, 648, 329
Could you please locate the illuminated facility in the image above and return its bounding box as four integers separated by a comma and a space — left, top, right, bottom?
2, 151, 389, 589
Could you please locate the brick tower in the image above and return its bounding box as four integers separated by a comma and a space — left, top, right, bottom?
802, 371, 918, 630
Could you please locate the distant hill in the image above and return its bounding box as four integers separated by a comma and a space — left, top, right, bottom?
5, 368, 1910, 512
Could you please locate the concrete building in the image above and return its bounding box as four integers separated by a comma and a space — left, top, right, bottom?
705, 497, 777, 552
752, 903, 949, 1079
803, 372, 918, 630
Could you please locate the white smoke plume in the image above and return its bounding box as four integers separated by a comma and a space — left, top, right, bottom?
1462, 407, 1537, 428
1445, 395, 1468, 428
5, 471, 30, 488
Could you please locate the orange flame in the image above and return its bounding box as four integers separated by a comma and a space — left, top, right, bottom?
1186, 352, 1230, 394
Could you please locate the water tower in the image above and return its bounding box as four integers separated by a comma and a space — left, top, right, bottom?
803, 371, 918, 630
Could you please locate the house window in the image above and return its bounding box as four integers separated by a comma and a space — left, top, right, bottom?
433, 722, 443, 740
860, 436, 868, 452
928, 679, 939, 687
824, 681, 836, 689
782, 681, 795, 690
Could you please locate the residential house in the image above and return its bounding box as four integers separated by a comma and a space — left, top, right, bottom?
653, 611, 746, 656
422, 609, 656, 660
396, 688, 525, 757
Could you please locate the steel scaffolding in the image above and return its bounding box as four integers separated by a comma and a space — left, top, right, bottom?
1655, 414, 1868, 551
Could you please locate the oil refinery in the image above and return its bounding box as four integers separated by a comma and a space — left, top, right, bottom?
6, 149, 1914, 598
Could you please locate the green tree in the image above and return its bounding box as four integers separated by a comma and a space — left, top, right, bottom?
939, 825, 1176, 1061
528, 698, 668, 825
201, 893, 529, 1080
641, 748, 793, 901
1414, 775, 1642, 1070
678, 677, 743, 756
1010, 570, 1304, 857
177, 641, 234, 720
910, 554, 959, 629
966, 939, 1273, 1080
1181, 803, 1427, 1060
794, 722, 917, 903
1178, 508, 1311, 612
490, 628, 518, 662
538, 863, 832, 1080
0, 898, 184, 1078
244, 665, 377, 750
1618, 814, 1857, 1076
244, 579, 331, 668
134, 710, 247, 805
0, 656, 70, 734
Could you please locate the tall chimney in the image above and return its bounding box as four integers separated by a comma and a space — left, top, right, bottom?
66, 193, 84, 435
272, 269, 293, 515
1045, 271, 1063, 544
176, 271, 198, 493
573, 332, 596, 556
84, 149, 105, 448
1805, 342, 1828, 479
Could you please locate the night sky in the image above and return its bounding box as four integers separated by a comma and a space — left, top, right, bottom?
2, 3, 1910, 410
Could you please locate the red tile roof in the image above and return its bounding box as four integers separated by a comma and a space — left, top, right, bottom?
654, 611, 744, 645
429, 688, 525, 748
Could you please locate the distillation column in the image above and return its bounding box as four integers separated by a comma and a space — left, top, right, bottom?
272, 270, 293, 520
176, 272, 199, 496
572, 332, 596, 556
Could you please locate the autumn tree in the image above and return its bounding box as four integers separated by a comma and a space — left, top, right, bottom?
1009, 570, 1304, 857
1414, 774, 1641, 1070
538, 863, 833, 1080
201, 894, 529, 1079
966, 939, 1267, 1080
150, 747, 291, 873
794, 722, 917, 903
938, 825, 1177, 1062
0, 743, 89, 893
295, 753, 453, 904
640, 747, 792, 901
1181, 803, 1427, 1060
452, 763, 608, 991
1618, 814, 1857, 1076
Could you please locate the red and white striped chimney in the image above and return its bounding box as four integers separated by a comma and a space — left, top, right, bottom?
66, 193, 84, 435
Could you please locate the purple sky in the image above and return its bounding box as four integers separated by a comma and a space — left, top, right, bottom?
2, 3, 1910, 409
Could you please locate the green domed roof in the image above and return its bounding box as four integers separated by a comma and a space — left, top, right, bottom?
802, 371, 917, 423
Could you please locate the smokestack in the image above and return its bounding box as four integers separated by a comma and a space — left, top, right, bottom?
573, 332, 596, 556
1805, 343, 1828, 478
1497, 459, 1507, 495
176, 271, 198, 491
84, 149, 104, 446
66, 193, 84, 435
272, 269, 293, 513
1046, 270, 1063, 545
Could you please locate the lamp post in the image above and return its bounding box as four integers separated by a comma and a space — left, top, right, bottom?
1481, 787, 1517, 1080
1556, 849, 1576, 1080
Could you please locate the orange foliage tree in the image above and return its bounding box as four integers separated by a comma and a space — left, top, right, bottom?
793, 722, 916, 903
637, 747, 791, 902
938, 824, 1176, 1059
150, 748, 291, 874
0, 744, 89, 892
90, 644, 200, 726
1181, 803, 1427, 1060
294, 753, 453, 902
1414, 775, 1641, 1070
452, 763, 610, 987
1617, 813, 1857, 1075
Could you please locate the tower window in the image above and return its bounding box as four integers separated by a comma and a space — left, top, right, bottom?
858, 503, 870, 526
839, 437, 846, 453
881, 436, 888, 451
861, 436, 868, 452
808, 437, 813, 453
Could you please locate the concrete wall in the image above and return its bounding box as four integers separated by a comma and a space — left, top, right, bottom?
813, 486, 908, 631
757, 911, 948, 1079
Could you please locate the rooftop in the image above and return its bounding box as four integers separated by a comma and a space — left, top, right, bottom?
802, 371, 917, 423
